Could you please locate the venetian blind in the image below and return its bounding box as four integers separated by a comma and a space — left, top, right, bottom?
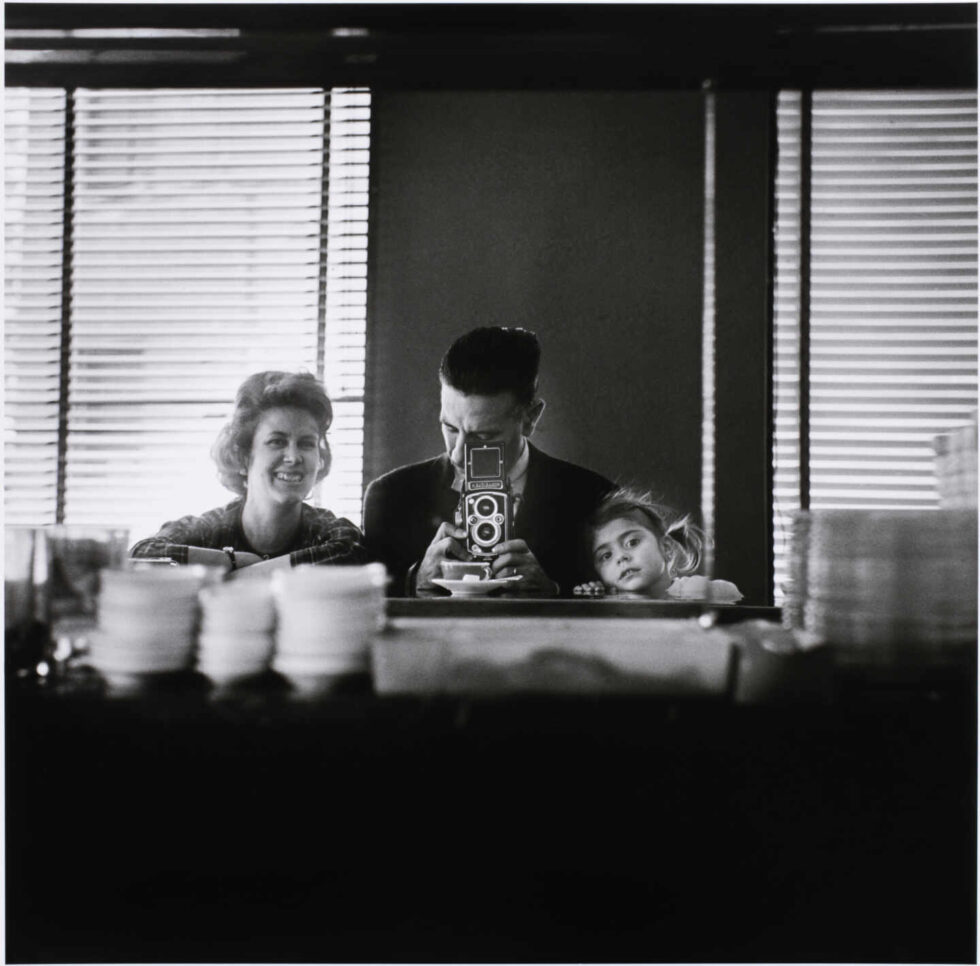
772, 90, 979, 601
317, 88, 371, 526
4, 87, 370, 540
3, 88, 67, 527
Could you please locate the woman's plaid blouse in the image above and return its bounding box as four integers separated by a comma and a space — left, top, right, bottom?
130, 499, 367, 567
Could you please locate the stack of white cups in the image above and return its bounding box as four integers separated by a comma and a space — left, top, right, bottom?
272, 563, 387, 694
91, 566, 212, 691
197, 580, 275, 685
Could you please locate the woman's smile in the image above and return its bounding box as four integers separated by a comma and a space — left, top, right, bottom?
274, 470, 306, 484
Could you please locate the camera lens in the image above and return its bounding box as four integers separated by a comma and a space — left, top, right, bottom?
475, 521, 498, 545
475, 496, 497, 517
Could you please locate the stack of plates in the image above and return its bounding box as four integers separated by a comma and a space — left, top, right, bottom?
795, 509, 977, 669
780, 511, 811, 633
197, 580, 275, 685
272, 563, 387, 694
90, 566, 212, 690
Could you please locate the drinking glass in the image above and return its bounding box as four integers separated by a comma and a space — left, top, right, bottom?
4, 526, 47, 672
44, 525, 130, 665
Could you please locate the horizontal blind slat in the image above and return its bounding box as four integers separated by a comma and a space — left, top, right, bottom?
3, 88, 66, 525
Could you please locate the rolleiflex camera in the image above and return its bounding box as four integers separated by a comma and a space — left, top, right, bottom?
456, 441, 513, 559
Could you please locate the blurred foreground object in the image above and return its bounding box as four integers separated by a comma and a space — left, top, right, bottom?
4, 526, 48, 672
934, 413, 978, 509
4, 524, 130, 676
272, 563, 387, 696
783, 508, 977, 675
373, 617, 735, 696
197, 579, 276, 687
89, 564, 216, 694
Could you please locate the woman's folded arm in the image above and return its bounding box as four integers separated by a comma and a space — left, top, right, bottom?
129, 507, 236, 564
288, 514, 368, 567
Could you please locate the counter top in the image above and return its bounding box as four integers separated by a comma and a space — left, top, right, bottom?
384, 597, 781, 620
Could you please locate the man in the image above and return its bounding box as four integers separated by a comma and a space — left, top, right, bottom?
363, 326, 614, 596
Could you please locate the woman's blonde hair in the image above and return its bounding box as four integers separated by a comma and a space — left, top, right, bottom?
211, 371, 332, 496
587, 486, 705, 578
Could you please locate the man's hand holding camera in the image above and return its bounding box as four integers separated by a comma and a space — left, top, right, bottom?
415, 521, 470, 594
489, 539, 558, 596
415, 525, 558, 597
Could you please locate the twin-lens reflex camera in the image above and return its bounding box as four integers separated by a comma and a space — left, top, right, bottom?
456, 441, 513, 559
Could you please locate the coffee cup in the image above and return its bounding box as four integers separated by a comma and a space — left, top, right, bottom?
440, 560, 493, 581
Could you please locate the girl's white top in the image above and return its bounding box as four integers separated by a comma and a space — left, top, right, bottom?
665, 575, 743, 603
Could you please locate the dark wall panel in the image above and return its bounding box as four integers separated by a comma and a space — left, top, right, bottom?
365, 91, 704, 519
713, 92, 774, 605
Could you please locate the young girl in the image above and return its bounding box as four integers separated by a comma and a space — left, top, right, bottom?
573, 487, 743, 603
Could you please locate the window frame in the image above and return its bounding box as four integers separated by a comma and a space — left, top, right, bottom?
3, 84, 371, 535
770, 87, 979, 603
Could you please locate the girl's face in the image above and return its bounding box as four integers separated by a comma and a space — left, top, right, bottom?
245, 406, 324, 509
591, 511, 673, 597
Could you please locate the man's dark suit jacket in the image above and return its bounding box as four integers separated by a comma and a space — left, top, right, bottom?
362, 443, 614, 597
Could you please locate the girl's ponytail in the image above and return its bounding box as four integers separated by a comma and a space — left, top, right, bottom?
662, 514, 704, 577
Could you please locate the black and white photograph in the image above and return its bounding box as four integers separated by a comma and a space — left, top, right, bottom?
3, 2, 977, 963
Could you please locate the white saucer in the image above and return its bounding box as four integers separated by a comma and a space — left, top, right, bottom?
431, 575, 523, 597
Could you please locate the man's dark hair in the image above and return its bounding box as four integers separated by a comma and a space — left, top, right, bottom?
438, 326, 541, 406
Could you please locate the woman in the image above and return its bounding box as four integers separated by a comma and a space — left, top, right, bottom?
131, 371, 367, 575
